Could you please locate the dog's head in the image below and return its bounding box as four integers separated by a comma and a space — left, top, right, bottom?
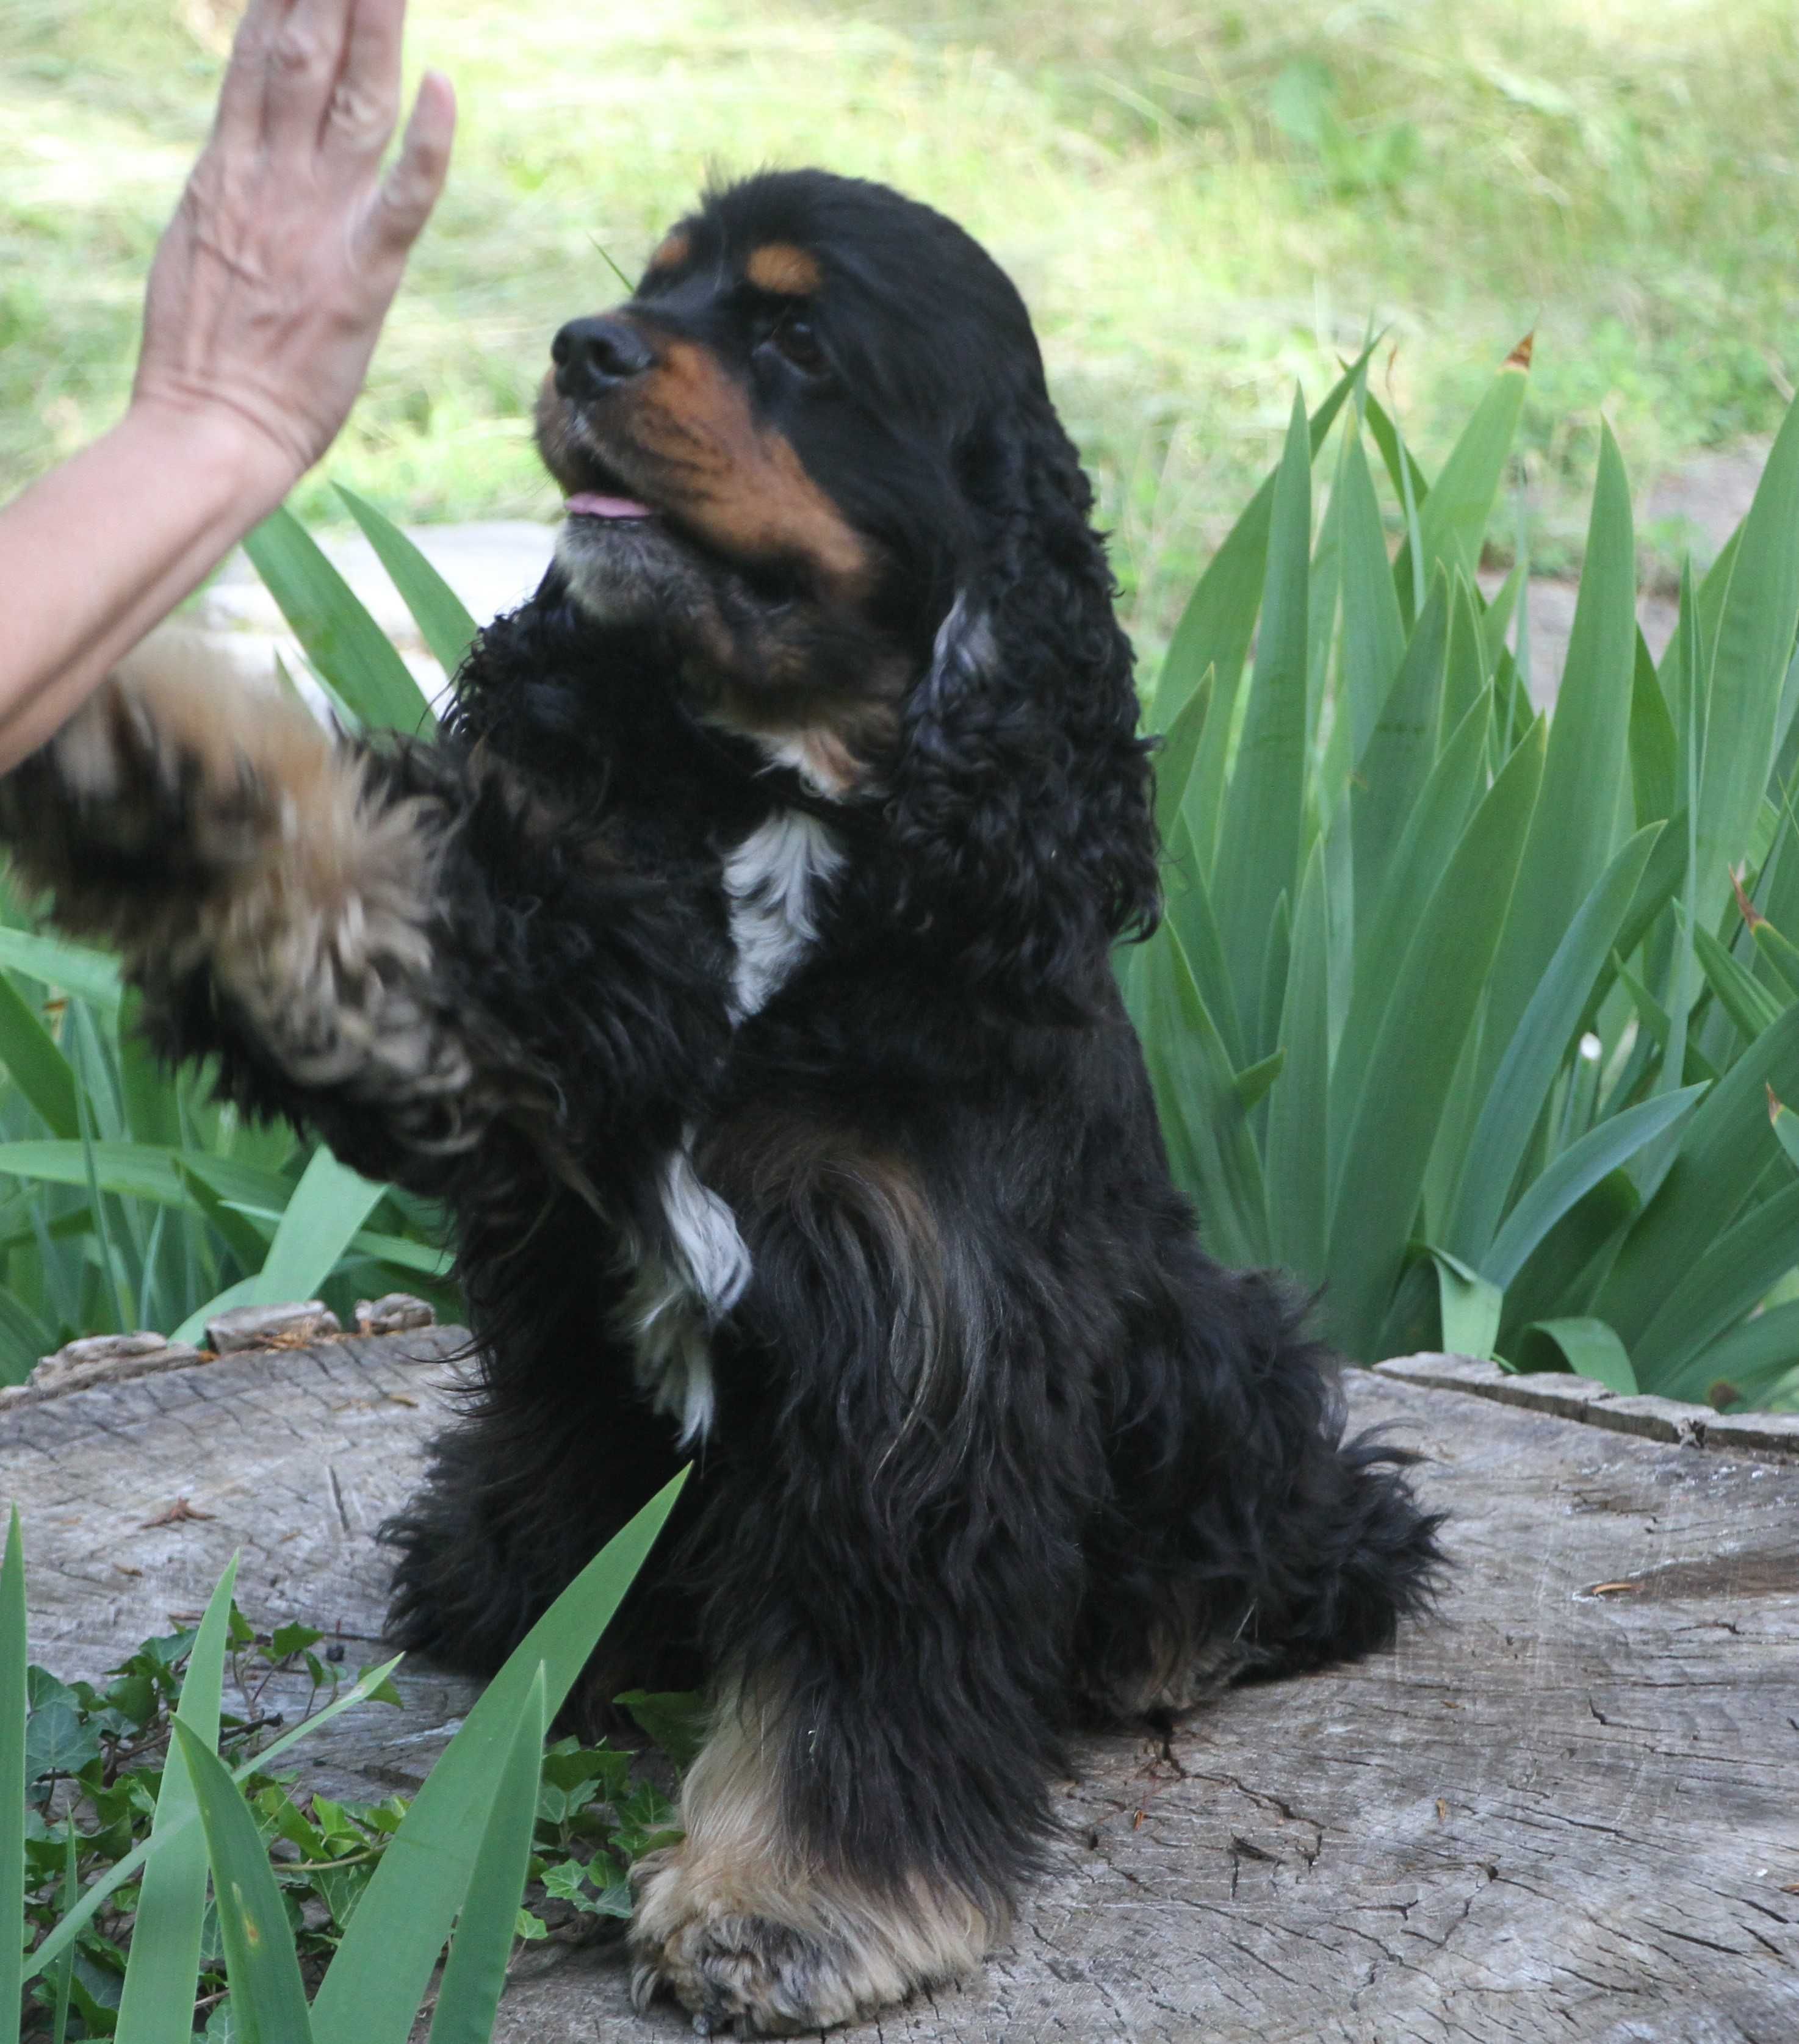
535, 168, 1158, 1005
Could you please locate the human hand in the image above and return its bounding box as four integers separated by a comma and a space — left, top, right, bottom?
132, 0, 455, 507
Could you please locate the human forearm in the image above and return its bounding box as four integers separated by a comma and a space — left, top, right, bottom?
0, 404, 285, 770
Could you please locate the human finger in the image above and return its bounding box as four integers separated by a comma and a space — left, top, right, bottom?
319, 0, 408, 162
258, 0, 359, 153
359, 70, 455, 265
210, 0, 300, 151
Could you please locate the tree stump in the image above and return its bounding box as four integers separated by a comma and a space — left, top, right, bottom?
4, 1331, 1795, 2041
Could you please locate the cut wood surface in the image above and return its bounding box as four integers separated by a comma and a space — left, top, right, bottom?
4, 1332, 1794, 2042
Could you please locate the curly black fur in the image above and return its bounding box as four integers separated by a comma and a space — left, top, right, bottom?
2, 167, 1442, 2021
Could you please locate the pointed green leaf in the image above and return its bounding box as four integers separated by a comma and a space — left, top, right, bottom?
1692, 920, 1786, 1046
1598, 1006, 1799, 1345
1397, 351, 1530, 594
1161, 816, 1244, 1070
1325, 721, 1545, 1356
1425, 1247, 1502, 1360
1266, 843, 1331, 1284
425, 1665, 546, 2044
1334, 688, 1493, 1179
1479, 422, 1635, 1101
1215, 386, 1311, 1052
0, 971, 78, 1138
335, 487, 480, 683
0, 930, 122, 1012
243, 505, 436, 738
1350, 570, 1450, 935
1152, 669, 1212, 847
116, 1558, 240, 2044
1333, 420, 1407, 774
1446, 825, 1661, 1263
1513, 1318, 1637, 1394
1628, 630, 1676, 829
1483, 1087, 1706, 1290
1442, 571, 1488, 747
1633, 1182, 1799, 1381
310, 1472, 688, 2044
2, 1509, 24, 2044
168, 1720, 314, 2044
1695, 395, 1799, 931
1666, 1298, 1799, 1403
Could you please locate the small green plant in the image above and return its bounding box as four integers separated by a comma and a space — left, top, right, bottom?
5, 1479, 687, 2042
1129, 345, 1799, 1411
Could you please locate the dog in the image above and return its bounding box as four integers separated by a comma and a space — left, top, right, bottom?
1, 169, 1441, 2035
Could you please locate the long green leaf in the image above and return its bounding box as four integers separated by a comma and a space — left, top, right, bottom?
1325, 721, 1545, 1355
425, 1665, 547, 2044
1332, 420, 1407, 779
335, 486, 480, 683
1484, 1087, 1706, 1290
309, 1471, 690, 2044
1665, 1297, 1799, 1403
1350, 570, 1451, 938
167, 1721, 314, 2044
1152, 669, 1212, 847
251, 1149, 388, 1307
1692, 919, 1786, 1046
115, 1558, 240, 2044
1424, 1247, 1502, 1360
1479, 421, 1636, 1100
1631, 1182, 1799, 1382
1214, 386, 1311, 1057
1446, 825, 1662, 1263
1394, 347, 1530, 596
1513, 1317, 1637, 1394
0, 971, 78, 1139
243, 506, 436, 738
1137, 927, 1267, 1268
1695, 394, 1799, 934
1161, 350, 1375, 860
0, 1143, 292, 1218
1333, 687, 1493, 1181
1597, 1005, 1799, 1344
0, 930, 123, 1012
1266, 842, 1330, 1284
2, 1509, 24, 2044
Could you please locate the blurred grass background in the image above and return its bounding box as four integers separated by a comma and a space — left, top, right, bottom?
5, 0, 1797, 658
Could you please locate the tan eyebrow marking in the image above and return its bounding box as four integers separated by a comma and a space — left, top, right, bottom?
745, 243, 822, 297
646, 230, 691, 274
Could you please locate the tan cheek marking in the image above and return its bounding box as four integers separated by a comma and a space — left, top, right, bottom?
646, 229, 691, 274
745, 242, 822, 296
640, 339, 870, 592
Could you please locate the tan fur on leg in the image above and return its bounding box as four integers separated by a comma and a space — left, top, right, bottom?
9, 656, 490, 1147
630, 1674, 998, 2035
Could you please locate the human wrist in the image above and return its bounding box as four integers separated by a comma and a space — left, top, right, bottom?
117, 393, 300, 534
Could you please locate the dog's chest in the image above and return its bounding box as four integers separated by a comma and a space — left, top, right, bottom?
618, 809, 843, 1442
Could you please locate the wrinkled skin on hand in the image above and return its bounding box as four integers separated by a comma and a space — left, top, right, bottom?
131, 0, 455, 495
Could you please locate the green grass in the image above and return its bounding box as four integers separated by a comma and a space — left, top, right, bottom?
5, 0, 1798, 657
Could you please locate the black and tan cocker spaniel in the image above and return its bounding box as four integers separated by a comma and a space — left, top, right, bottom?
2, 170, 1440, 2034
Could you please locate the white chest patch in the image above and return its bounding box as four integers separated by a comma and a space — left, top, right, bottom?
721, 808, 845, 1023
621, 809, 843, 1442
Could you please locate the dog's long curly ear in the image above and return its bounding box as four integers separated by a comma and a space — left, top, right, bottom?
884, 392, 1160, 1014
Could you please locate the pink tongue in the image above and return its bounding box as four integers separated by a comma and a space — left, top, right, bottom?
565, 491, 654, 519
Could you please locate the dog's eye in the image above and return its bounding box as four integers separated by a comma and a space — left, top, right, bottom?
767, 311, 826, 376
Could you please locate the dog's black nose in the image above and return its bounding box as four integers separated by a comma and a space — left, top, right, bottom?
551, 316, 656, 400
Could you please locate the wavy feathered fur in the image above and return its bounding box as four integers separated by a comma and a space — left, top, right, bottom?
0, 168, 1441, 2036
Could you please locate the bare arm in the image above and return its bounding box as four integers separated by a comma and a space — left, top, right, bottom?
0, 0, 454, 770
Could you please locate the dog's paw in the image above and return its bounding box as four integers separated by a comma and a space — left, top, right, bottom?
628, 1841, 989, 2037
2, 645, 332, 899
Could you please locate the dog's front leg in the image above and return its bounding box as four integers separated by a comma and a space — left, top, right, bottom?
0, 649, 731, 1192
627, 1176, 1081, 2034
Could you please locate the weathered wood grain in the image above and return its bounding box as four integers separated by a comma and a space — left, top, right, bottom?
5, 1337, 1795, 2042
